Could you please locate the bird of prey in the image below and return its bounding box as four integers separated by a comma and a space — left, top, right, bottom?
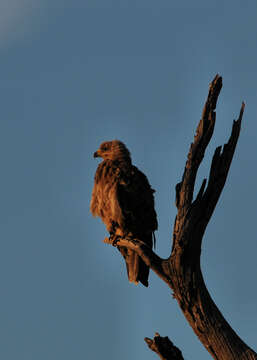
90, 140, 157, 287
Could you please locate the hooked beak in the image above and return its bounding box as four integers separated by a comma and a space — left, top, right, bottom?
93, 150, 100, 158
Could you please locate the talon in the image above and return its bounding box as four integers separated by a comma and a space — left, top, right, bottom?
112, 235, 122, 247
109, 233, 114, 242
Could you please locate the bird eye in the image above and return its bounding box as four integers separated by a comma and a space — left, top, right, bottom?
101, 145, 109, 151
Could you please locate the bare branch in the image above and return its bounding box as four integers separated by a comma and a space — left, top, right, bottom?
145, 333, 184, 360
200, 102, 245, 223
175, 74, 222, 213
168, 80, 255, 359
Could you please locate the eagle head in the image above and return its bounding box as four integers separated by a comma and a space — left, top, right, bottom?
93, 140, 131, 162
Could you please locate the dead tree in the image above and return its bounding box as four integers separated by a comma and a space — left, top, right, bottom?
105, 75, 257, 360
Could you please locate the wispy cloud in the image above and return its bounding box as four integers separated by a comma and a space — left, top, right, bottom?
0, 0, 44, 47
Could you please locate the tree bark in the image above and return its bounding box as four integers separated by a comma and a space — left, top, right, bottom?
144, 333, 184, 360
105, 75, 257, 360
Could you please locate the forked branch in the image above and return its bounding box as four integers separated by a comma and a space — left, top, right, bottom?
175, 74, 222, 213
144, 333, 184, 360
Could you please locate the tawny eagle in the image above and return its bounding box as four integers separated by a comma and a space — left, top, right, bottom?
90, 140, 157, 287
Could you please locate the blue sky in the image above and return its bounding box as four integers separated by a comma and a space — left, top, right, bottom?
0, 1, 257, 359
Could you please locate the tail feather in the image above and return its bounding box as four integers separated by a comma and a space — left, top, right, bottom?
118, 249, 150, 287
125, 251, 149, 286
126, 250, 139, 284
117, 232, 153, 287
137, 256, 150, 287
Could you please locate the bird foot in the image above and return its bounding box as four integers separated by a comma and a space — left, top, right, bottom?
109, 234, 122, 247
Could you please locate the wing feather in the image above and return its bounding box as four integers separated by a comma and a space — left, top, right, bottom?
90, 158, 157, 286
117, 165, 158, 237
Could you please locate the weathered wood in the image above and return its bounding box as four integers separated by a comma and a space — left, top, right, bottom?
105, 75, 256, 360
144, 333, 184, 360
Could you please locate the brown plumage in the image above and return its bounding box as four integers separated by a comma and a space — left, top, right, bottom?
90, 140, 157, 287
